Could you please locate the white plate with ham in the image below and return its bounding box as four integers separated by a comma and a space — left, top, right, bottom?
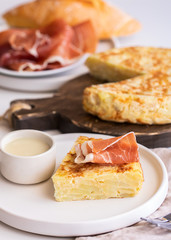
0, 133, 168, 237
0, 20, 116, 91
0, 38, 113, 92
0, 19, 97, 78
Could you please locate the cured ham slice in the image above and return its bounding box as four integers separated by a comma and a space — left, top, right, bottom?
71, 20, 97, 57
75, 132, 140, 165
0, 19, 97, 71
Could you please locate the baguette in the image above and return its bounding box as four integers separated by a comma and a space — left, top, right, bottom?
3, 0, 141, 40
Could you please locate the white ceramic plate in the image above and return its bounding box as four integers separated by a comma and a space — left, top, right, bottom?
0, 66, 87, 92
0, 38, 116, 92
0, 133, 168, 237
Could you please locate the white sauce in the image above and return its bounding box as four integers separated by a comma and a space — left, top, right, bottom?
4, 138, 50, 156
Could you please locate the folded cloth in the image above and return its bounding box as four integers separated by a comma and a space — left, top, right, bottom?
76, 148, 171, 240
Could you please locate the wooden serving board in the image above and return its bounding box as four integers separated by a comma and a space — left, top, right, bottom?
11, 74, 171, 148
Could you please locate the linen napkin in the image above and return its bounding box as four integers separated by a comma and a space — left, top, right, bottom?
76, 148, 171, 240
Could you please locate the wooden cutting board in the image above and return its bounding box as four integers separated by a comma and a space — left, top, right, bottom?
11, 74, 171, 148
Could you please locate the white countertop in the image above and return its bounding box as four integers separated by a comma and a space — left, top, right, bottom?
0, 0, 170, 239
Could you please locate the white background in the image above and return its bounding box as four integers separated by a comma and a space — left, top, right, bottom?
0, 0, 171, 239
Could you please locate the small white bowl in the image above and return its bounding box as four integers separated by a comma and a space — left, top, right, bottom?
0, 130, 56, 184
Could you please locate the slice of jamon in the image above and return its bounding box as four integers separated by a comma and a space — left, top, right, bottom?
0, 20, 74, 70
39, 19, 74, 60
70, 20, 97, 57
75, 132, 140, 165
9, 29, 51, 58
0, 50, 36, 71
0, 19, 97, 71
0, 29, 24, 56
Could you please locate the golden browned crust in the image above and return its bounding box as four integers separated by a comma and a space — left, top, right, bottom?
86, 46, 171, 82
3, 0, 141, 40
83, 72, 171, 125
58, 136, 135, 177
52, 136, 144, 201
84, 46, 171, 125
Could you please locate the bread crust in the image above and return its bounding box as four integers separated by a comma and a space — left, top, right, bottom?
3, 0, 141, 40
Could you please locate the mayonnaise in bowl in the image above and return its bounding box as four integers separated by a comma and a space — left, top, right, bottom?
0, 129, 56, 184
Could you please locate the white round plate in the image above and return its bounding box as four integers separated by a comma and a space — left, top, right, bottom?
0, 65, 88, 92
0, 54, 88, 78
0, 133, 168, 237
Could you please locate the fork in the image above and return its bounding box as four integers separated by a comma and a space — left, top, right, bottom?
141, 213, 171, 230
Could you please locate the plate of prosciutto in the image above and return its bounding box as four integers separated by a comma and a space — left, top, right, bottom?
0, 19, 97, 78
0, 21, 116, 91
0, 133, 168, 237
